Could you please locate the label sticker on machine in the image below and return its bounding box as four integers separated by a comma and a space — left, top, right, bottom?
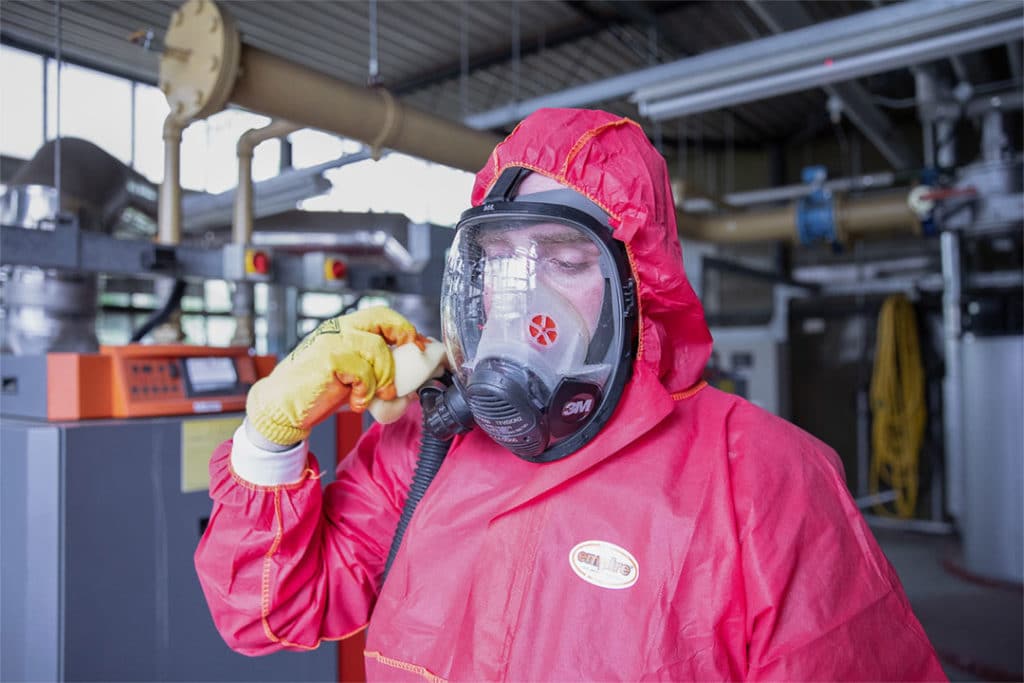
181, 417, 240, 493
184, 357, 238, 394
192, 400, 223, 413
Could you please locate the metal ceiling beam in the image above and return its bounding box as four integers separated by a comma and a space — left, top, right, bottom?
390, 15, 614, 96
951, 52, 994, 86
1007, 41, 1022, 82
390, 1, 688, 97
562, 0, 675, 65
639, 19, 1022, 121
742, 0, 914, 170
587, 0, 768, 143
631, 3, 1019, 102
464, 0, 1017, 131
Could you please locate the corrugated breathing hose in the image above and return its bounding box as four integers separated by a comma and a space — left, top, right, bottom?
382, 408, 453, 582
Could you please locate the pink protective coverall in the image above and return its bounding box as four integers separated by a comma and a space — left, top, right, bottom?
195, 108, 946, 681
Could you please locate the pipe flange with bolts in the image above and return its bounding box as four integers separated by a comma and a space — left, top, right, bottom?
159, 0, 241, 123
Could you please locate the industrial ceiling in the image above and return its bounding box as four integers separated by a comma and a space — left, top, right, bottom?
2, 0, 1022, 187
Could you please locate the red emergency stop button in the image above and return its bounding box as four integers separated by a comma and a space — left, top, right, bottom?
324, 257, 347, 281
246, 249, 270, 275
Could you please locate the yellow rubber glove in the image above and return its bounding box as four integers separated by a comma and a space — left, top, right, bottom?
246, 307, 426, 446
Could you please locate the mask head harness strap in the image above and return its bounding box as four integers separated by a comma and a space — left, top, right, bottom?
483, 168, 612, 229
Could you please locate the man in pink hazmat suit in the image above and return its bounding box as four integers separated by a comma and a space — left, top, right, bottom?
196, 108, 945, 681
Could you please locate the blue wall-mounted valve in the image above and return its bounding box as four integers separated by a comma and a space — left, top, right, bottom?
796, 166, 838, 246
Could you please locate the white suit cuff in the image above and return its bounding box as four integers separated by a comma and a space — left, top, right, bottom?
230, 423, 308, 485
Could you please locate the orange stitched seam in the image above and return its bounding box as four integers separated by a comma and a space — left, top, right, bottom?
671, 380, 708, 401
258, 488, 364, 650
364, 651, 449, 683
560, 117, 634, 177
324, 622, 369, 643
624, 243, 645, 364
260, 489, 284, 643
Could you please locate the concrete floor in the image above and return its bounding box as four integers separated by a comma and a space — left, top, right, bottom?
874, 528, 1023, 682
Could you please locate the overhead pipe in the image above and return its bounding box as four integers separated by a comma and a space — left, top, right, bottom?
681, 191, 919, 245
160, 0, 499, 174
704, 171, 897, 208
148, 116, 188, 348
183, 155, 364, 232
150, 113, 188, 344
639, 18, 1023, 120
966, 90, 1024, 118
233, 119, 301, 245
251, 230, 422, 273
466, 0, 1019, 129
158, 0, 922, 250
740, 0, 914, 171
230, 49, 500, 173
230, 119, 300, 348
634, 7, 1020, 106
157, 114, 185, 246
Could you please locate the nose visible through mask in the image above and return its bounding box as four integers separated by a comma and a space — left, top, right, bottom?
474, 265, 595, 397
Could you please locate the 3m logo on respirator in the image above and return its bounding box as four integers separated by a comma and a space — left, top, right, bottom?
569, 540, 639, 589
560, 396, 594, 419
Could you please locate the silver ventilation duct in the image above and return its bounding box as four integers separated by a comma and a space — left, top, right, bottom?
247, 210, 426, 273
6, 138, 158, 237
0, 139, 159, 354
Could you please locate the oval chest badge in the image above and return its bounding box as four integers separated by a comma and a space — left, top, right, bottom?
569, 540, 639, 589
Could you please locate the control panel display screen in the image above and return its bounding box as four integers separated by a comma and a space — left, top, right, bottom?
184, 357, 238, 394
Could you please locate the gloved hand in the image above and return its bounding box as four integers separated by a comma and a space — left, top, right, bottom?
368, 338, 448, 424
246, 307, 426, 446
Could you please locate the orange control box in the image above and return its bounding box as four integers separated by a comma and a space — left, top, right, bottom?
45, 345, 275, 421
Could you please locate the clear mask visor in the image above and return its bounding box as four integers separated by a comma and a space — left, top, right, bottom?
442, 217, 621, 395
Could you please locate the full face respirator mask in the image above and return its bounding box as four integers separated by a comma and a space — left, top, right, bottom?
425, 168, 638, 464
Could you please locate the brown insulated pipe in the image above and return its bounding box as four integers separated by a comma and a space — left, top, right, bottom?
160, 0, 499, 175
678, 191, 919, 244
230, 47, 501, 174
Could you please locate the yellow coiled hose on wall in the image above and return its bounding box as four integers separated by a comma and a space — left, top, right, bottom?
870, 294, 927, 518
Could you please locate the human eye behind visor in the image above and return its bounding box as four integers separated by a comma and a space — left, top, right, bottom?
543, 243, 600, 276
477, 222, 603, 283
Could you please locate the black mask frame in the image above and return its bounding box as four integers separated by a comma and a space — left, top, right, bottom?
429, 168, 639, 463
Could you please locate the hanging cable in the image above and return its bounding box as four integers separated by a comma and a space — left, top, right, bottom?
726, 112, 735, 194
459, 1, 469, 117
511, 2, 520, 106
677, 119, 687, 184
367, 0, 380, 86
130, 280, 187, 343
54, 0, 63, 208
869, 294, 927, 518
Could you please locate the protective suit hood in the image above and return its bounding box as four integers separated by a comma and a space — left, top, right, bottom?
472, 108, 712, 400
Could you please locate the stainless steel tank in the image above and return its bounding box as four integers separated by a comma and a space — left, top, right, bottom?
0, 184, 99, 354
961, 334, 1024, 583
2, 264, 99, 355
